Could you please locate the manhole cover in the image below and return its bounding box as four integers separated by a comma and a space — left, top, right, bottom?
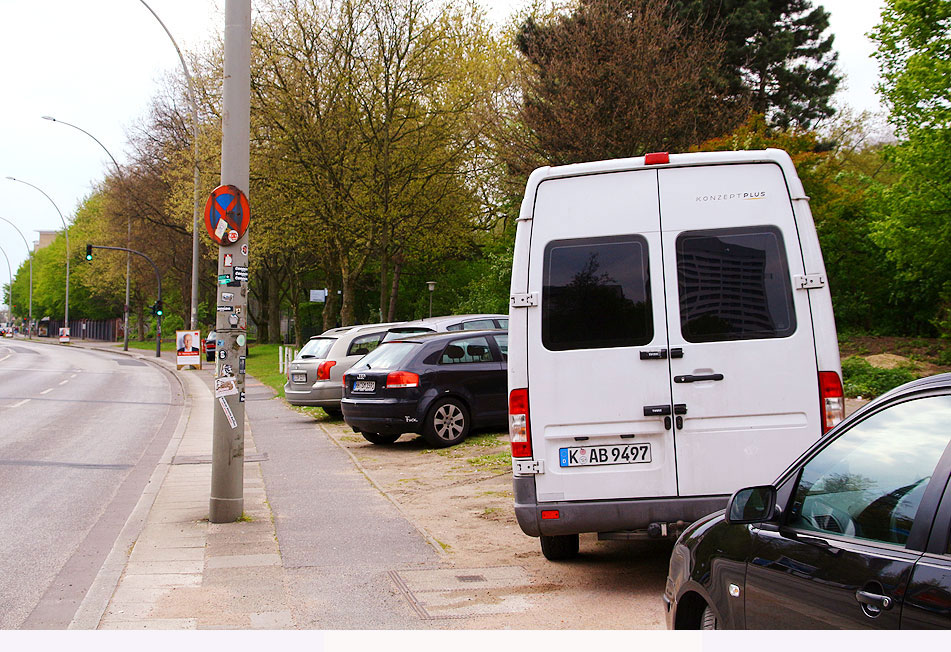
389, 567, 531, 619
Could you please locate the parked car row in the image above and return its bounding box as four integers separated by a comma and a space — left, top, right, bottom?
284, 314, 507, 430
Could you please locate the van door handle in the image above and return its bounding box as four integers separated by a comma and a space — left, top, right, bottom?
670, 348, 684, 359
643, 405, 671, 416
674, 373, 724, 383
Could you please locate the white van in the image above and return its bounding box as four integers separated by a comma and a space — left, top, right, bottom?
507, 149, 843, 560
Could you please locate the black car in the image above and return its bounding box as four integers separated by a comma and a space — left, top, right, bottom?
665, 373, 951, 629
341, 330, 508, 447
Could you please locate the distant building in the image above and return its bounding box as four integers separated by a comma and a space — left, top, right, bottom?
34, 230, 59, 253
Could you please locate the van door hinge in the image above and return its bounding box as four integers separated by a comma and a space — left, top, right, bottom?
513, 459, 544, 474
510, 292, 538, 308
793, 274, 826, 290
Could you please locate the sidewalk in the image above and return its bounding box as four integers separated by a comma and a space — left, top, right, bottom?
65, 343, 295, 629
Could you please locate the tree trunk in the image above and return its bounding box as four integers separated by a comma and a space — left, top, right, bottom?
252, 269, 269, 343
387, 258, 402, 322
379, 250, 389, 323
268, 269, 282, 343
340, 267, 356, 326
322, 275, 340, 331
136, 301, 146, 341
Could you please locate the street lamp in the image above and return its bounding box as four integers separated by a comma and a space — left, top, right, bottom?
42, 115, 131, 350
426, 281, 436, 318
139, 0, 201, 331
6, 177, 69, 340
0, 244, 13, 326
0, 216, 33, 338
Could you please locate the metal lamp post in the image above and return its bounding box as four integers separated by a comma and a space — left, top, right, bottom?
0, 217, 33, 338
42, 115, 131, 350
0, 244, 13, 326
6, 177, 69, 339
426, 281, 436, 318
139, 0, 201, 332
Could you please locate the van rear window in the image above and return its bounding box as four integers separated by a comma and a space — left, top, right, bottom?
677, 226, 796, 342
542, 235, 653, 350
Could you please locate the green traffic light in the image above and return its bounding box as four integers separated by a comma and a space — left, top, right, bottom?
85, 244, 93, 261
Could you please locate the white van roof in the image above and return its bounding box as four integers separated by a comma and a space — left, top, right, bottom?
519, 149, 807, 223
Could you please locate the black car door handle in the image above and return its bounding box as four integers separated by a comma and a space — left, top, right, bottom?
643, 405, 671, 416
855, 590, 894, 611
674, 373, 724, 383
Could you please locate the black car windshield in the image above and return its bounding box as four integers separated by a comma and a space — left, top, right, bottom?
297, 337, 335, 359
381, 328, 433, 343
351, 342, 417, 370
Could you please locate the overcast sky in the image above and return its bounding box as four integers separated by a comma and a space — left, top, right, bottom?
0, 0, 886, 305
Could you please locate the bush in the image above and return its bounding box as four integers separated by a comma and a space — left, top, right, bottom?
841, 356, 917, 398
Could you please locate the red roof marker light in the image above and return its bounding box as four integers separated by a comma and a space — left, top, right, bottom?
644, 152, 670, 165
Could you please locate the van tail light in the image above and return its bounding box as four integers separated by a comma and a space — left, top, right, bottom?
509, 388, 532, 458
386, 371, 419, 388
316, 360, 336, 381
819, 371, 844, 433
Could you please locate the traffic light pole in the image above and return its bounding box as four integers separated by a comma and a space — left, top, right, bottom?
210, 0, 251, 524
87, 244, 162, 357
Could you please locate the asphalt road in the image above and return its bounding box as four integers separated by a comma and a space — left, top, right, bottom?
0, 338, 182, 629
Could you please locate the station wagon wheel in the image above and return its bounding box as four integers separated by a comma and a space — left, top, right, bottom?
700, 605, 718, 630
422, 398, 470, 447
361, 432, 401, 445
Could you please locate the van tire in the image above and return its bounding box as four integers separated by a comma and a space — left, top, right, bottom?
422, 398, 469, 447
361, 432, 401, 445
539, 534, 579, 560
700, 605, 718, 630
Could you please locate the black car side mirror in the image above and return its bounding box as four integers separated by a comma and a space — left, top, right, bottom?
725, 485, 778, 525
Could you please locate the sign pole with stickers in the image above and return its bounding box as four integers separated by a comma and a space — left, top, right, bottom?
209, 0, 251, 524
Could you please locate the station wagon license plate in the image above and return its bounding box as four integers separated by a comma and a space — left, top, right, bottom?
352, 380, 375, 392
291, 372, 307, 383
559, 443, 651, 467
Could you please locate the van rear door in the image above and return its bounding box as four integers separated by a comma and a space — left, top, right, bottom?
526, 170, 677, 503
658, 163, 821, 495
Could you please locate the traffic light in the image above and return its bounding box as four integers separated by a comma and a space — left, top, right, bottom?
151, 300, 164, 317
85, 244, 93, 261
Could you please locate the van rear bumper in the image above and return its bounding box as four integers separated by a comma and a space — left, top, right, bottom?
513, 475, 728, 536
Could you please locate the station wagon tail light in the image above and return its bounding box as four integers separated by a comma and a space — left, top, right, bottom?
819, 371, 844, 432
386, 371, 419, 388
644, 152, 669, 165
316, 360, 336, 381
509, 388, 532, 458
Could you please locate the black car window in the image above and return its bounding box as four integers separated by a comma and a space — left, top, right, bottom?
350, 342, 418, 371
495, 319, 508, 329
494, 334, 508, 361
542, 235, 653, 351
347, 331, 385, 356
677, 226, 796, 342
440, 336, 494, 364
787, 395, 951, 546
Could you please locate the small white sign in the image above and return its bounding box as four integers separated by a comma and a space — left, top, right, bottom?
218, 396, 238, 429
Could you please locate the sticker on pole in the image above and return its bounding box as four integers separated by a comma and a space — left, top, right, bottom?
204, 185, 250, 246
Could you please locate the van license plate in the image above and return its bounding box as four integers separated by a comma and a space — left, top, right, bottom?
352, 380, 375, 392
291, 372, 307, 383
559, 443, 651, 467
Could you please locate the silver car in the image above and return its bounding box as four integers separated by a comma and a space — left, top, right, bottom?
284, 322, 403, 416
380, 314, 508, 343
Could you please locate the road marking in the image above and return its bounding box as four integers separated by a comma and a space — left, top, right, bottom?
59, 379, 69, 385
70, 373, 78, 378
0, 353, 11, 363
40, 388, 53, 395
8, 399, 30, 408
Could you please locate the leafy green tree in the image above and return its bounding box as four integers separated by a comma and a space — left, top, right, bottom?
672, 0, 841, 128
869, 0, 951, 334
